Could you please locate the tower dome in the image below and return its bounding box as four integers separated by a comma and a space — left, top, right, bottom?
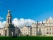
7, 10, 12, 17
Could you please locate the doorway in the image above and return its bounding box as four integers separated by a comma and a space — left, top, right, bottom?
5, 30, 7, 36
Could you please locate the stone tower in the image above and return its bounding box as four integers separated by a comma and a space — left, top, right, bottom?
4, 10, 15, 36
6, 10, 12, 24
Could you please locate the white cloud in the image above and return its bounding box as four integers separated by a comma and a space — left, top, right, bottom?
0, 18, 36, 28
0, 16, 4, 20
12, 18, 36, 27
0, 21, 6, 28
0, 18, 48, 28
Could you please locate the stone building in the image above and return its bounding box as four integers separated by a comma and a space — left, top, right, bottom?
0, 10, 53, 36
31, 17, 53, 36
20, 17, 53, 36
20, 25, 32, 36
0, 10, 20, 36
3, 10, 15, 36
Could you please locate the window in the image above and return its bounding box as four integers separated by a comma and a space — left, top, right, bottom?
0, 33, 1, 36
47, 29, 48, 31
50, 28, 51, 30
22, 30, 23, 31
5, 30, 7, 36
24, 30, 25, 31
8, 18, 9, 23
10, 18, 11, 23
24, 33, 25, 34
52, 32, 53, 34
50, 33, 51, 34
47, 32, 48, 34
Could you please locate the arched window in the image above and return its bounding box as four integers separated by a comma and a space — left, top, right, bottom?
10, 18, 12, 23
8, 18, 9, 23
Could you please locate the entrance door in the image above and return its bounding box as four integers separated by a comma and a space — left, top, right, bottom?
12, 32, 13, 36
5, 30, 7, 36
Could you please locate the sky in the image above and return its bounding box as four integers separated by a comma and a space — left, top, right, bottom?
0, 0, 53, 28
0, 0, 53, 21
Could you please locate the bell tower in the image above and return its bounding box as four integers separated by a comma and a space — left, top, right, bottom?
7, 10, 12, 24
4, 10, 15, 36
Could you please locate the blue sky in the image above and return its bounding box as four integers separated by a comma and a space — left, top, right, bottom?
0, 0, 53, 21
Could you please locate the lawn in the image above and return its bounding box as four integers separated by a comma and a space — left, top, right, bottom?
0, 36, 53, 40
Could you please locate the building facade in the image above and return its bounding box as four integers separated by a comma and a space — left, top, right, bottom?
20, 17, 53, 36
20, 25, 32, 36
0, 10, 20, 36
31, 17, 53, 36
0, 10, 53, 36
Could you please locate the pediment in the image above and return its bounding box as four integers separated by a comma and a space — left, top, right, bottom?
46, 17, 53, 23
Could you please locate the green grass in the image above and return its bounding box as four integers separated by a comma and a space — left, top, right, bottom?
0, 36, 53, 40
